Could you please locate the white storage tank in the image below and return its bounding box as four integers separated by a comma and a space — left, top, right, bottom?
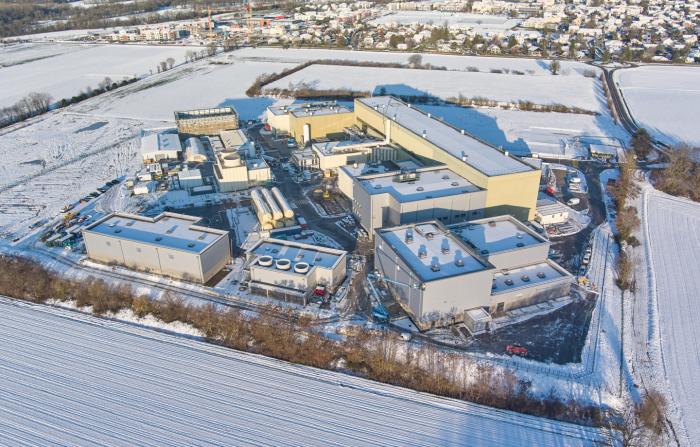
251, 188, 273, 224
271, 186, 294, 219
261, 188, 283, 221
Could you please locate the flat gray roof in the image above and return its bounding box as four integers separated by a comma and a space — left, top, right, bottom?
378, 222, 490, 282
249, 238, 346, 273
449, 216, 546, 255
359, 167, 481, 202
491, 261, 569, 294
84, 212, 228, 254
358, 96, 535, 176
268, 101, 352, 118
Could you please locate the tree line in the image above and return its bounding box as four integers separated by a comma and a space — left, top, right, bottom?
0, 254, 610, 429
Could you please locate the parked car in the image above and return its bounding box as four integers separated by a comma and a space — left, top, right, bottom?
506, 344, 529, 357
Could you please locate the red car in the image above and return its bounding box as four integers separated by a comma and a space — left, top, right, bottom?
506, 344, 529, 357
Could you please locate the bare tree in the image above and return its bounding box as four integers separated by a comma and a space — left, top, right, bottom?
166, 57, 175, 70
549, 59, 561, 75
407, 53, 423, 68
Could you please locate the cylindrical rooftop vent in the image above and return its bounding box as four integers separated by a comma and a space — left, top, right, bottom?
258, 255, 274, 267
294, 262, 310, 274
275, 259, 291, 270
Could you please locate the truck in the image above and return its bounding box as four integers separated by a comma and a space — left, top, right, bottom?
567, 197, 581, 206
297, 216, 308, 229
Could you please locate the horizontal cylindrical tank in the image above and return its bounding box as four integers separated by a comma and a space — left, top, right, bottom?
261, 188, 283, 221
271, 186, 294, 219
251, 189, 273, 224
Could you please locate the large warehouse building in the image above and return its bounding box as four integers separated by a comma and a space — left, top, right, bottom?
374, 218, 571, 326
246, 238, 347, 300
339, 164, 486, 236
83, 212, 231, 283
354, 96, 541, 221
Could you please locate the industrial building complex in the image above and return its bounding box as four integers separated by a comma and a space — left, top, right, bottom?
82, 212, 231, 284
258, 96, 573, 326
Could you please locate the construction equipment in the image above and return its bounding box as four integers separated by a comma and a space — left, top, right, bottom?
505, 344, 528, 357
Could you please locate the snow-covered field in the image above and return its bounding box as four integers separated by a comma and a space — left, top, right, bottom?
73, 57, 294, 122
614, 65, 700, 146
642, 189, 700, 446
266, 64, 602, 112
0, 112, 145, 235
370, 11, 520, 33
234, 47, 598, 78
0, 43, 194, 107
0, 297, 614, 447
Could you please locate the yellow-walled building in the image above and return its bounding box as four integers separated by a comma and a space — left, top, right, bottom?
265, 102, 355, 145
353, 97, 540, 221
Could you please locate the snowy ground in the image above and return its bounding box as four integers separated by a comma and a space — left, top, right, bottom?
0, 112, 146, 236
614, 65, 700, 146
0, 43, 194, 107
73, 56, 294, 122
637, 187, 700, 446
0, 297, 615, 447
234, 47, 599, 78
266, 63, 603, 112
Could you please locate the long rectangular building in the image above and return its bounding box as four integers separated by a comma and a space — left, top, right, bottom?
83, 212, 231, 283
354, 96, 541, 221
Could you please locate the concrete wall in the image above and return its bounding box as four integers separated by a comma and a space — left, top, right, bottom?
487, 242, 550, 270
289, 112, 355, 145
177, 116, 239, 136
249, 266, 310, 291
489, 277, 571, 314
354, 100, 540, 221
200, 235, 232, 283
266, 110, 291, 133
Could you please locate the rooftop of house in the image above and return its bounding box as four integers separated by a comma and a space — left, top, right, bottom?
377, 222, 491, 282
357, 96, 536, 177
449, 215, 547, 255
84, 212, 228, 253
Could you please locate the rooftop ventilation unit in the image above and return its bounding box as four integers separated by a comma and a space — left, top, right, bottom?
275, 259, 291, 270
460, 129, 465, 135
505, 279, 514, 286
114, 229, 122, 234
126, 221, 134, 227
166, 225, 177, 234
441, 239, 450, 254
461, 151, 468, 162
198, 234, 207, 240
416, 186, 424, 191
430, 262, 440, 272
187, 242, 195, 248
155, 236, 162, 241
427, 113, 431, 118
405, 229, 414, 244
451, 182, 459, 187
516, 242, 525, 247
455, 258, 465, 267
418, 247, 428, 259
422, 130, 427, 138
258, 255, 274, 267
294, 262, 310, 274
394, 169, 419, 183
488, 220, 496, 227
425, 231, 434, 240
521, 275, 530, 282
353, 161, 359, 169
537, 271, 546, 279
442, 175, 450, 180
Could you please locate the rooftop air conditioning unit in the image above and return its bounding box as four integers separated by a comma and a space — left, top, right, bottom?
425, 232, 434, 240
430, 263, 440, 272
418, 248, 428, 259
405, 229, 414, 244
455, 258, 464, 267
